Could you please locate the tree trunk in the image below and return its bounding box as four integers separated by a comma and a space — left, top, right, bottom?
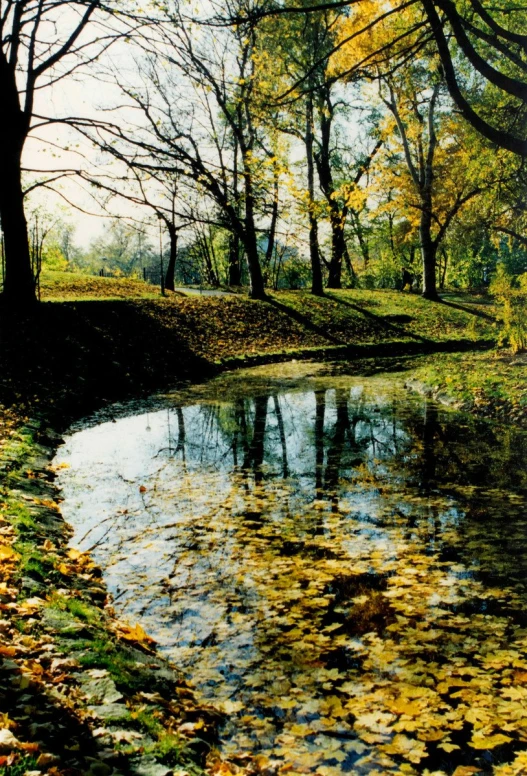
420, 205, 439, 300
245, 235, 266, 299
327, 210, 345, 288
305, 93, 324, 296
314, 93, 344, 290
243, 167, 266, 300
228, 234, 241, 286
0, 148, 35, 305
229, 134, 242, 286
439, 247, 448, 289
265, 171, 279, 272
164, 225, 178, 292
0, 52, 35, 306
351, 210, 370, 268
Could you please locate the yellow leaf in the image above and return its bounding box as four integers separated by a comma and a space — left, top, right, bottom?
220, 700, 245, 714
119, 622, 155, 644
0, 544, 19, 562
388, 698, 422, 717
382, 734, 427, 763
438, 741, 460, 752
469, 732, 512, 749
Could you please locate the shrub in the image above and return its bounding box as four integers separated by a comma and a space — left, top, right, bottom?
490, 265, 527, 353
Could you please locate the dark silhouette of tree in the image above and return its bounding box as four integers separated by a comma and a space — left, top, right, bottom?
0, 0, 120, 305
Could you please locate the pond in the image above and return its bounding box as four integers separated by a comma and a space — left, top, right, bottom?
55, 362, 527, 775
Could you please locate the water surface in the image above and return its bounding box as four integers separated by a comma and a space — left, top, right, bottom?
56, 363, 527, 775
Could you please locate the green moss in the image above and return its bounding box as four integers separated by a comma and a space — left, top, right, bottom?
64, 597, 102, 624
15, 543, 55, 582
59, 634, 152, 695
0, 755, 40, 776
410, 350, 527, 424
136, 709, 164, 737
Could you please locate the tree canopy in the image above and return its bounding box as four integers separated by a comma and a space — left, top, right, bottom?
1, 0, 526, 303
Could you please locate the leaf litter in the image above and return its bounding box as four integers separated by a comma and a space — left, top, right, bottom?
56, 374, 527, 775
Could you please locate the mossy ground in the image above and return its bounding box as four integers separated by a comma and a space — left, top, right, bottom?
407, 349, 527, 426
0, 273, 523, 775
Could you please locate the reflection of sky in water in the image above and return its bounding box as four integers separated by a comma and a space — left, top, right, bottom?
56, 371, 527, 773
57, 386, 412, 617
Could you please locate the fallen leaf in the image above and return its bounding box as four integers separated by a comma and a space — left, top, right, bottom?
0, 545, 19, 562
470, 732, 513, 749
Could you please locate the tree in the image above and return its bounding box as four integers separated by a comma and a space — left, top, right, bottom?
0, 0, 117, 305
420, 0, 527, 157
329, 1, 508, 297
238, 0, 527, 157
82, 219, 155, 276
85, 2, 279, 299
253, 4, 332, 294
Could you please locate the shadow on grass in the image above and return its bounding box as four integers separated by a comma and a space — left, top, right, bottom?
0, 655, 100, 772
325, 292, 432, 344
439, 297, 496, 322
266, 296, 343, 345
0, 300, 214, 423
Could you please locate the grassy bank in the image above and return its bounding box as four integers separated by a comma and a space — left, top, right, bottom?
406, 350, 527, 426
0, 276, 518, 776
2, 282, 496, 421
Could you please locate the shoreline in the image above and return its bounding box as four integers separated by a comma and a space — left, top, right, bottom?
0, 290, 524, 775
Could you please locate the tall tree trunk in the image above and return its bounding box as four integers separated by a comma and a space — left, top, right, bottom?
314, 94, 344, 290
0, 53, 35, 306
0, 147, 35, 305
229, 234, 241, 286
420, 85, 440, 300
420, 201, 439, 300
243, 167, 266, 300
305, 93, 324, 296
439, 247, 448, 289
164, 225, 178, 292
265, 170, 279, 271
327, 210, 345, 288
351, 210, 370, 268
229, 136, 241, 286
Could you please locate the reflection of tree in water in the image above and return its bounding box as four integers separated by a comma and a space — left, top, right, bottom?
60, 380, 527, 773
243, 395, 268, 484
155, 407, 186, 461
144, 386, 527, 601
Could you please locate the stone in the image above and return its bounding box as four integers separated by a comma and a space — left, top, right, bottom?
78, 671, 123, 705
41, 608, 87, 636
88, 703, 131, 721
129, 756, 172, 776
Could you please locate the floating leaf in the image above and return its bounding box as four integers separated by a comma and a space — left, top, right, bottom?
470, 732, 513, 749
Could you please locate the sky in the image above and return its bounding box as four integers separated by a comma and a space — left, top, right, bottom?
23, 15, 151, 249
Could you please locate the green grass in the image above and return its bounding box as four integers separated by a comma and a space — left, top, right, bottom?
409, 350, 527, 423
0, 755, 40, 776
38, 271, 497, 348
50, 593, 103, 625
58, 633, 154, 694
